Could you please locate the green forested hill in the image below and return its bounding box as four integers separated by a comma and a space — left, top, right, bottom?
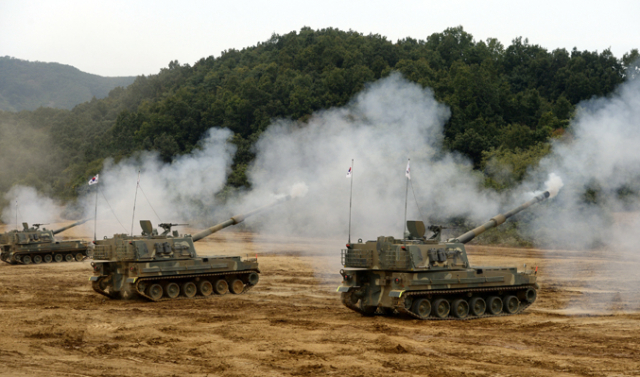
0, 27, 637, 204
0, 56, 135, 111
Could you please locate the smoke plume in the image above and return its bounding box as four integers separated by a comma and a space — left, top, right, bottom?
241, 73, 501, 241
521, 74, 640, 312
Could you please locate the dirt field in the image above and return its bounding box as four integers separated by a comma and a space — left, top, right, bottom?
1, 229, 639, 377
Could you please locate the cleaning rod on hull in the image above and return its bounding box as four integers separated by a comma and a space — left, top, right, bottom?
130, 171, 140, 236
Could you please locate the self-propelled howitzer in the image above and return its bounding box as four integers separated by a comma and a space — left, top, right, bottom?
337, 191, 550, 320
90, 196, 290, 301
0, 220, 90, 265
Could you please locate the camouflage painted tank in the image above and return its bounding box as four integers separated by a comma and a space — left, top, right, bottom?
90, 196, 289, 301
0, 220, 89, 265
337, 191, 550, 320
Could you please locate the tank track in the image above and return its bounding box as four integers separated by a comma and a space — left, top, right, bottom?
7, 250, 88, 265
341, 285, 535, 321
91, 270, 258, 301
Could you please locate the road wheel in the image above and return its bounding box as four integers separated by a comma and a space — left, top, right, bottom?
411, 298, 432, 318
198, 280, 213, 297
182, 281, 197, 298
230, 279, 244, 294
487, 296, 503, 315
469, 297, 486, 316
503, 295, 520, 314
54, 254, 63, 263
146, 284, 163, 300
214, 279, 228, 295
247, 272, 259, 286
22, 255, 32, 264
525, 288, 537, 304
33, 255, 43, 264
43, 254, 52, 263
75, 253, 84, 261
14, 255, 21, 263
451, 299, 469, 319
165, 282, 180, 299
64, 254, 73, 262
432, 298, 450, 319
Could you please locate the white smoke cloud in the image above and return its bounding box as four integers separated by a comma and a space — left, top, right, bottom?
521, 75, 640, 312
241, 73, 501, 241
79, 127, 236, 237
1, 185, 61, 229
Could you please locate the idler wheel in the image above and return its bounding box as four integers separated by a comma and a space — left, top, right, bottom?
379, 307, 395, 315
54, 254, 63, 263
75, 253, 84, 261
165, 282, 180, 299
503, 295, 520, 314
214, 279, 229, 295
487, 296, 503, 315
469, 297, 486, 316
340, 291, 358, 306
247, 272, 260, 286
230, 279, 244, 294
412, 298, 432, 319
43, 254, 52, 263
525, 288, 537, 304
358, 300, 377, 316
451, 299, 470, 319
198, 280, 213, 297
33, 255, 43, 264
64, 254, 73, 262
146, 284, 163, 300
22, 255, 32, 264
182, 281, 197, 298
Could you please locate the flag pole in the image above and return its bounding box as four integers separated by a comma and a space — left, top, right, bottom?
130, 171, 140, 236
348, 159, 354, 244
403, 159, 410, 240
93, 183, 99, 241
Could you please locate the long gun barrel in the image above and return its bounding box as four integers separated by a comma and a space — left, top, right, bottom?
453, 191, 550, 244
191, 195, 291, 242
52, 219, 89, 235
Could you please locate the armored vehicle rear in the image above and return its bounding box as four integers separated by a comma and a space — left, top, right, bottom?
337, 192, 550, 320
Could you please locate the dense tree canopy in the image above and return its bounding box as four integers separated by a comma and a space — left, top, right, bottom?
0, 27, 637, 205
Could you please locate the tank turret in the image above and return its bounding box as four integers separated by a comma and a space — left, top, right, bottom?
0, 220, 90, 265
90, 196, 290, 301
337, 191, 551, 320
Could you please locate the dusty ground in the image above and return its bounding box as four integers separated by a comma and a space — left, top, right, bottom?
1, 229, 639, 377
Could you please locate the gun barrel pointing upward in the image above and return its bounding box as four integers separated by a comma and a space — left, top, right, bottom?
52, 219, 90, 235
191, 195, 292, 242
454, 191, 550, 244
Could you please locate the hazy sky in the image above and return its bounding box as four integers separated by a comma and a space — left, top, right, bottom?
1, 0, 638, 77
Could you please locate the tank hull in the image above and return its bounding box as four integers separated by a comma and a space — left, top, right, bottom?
1, 240, 89, 265
90, 255, 260, 301
337, 267, 538, 320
